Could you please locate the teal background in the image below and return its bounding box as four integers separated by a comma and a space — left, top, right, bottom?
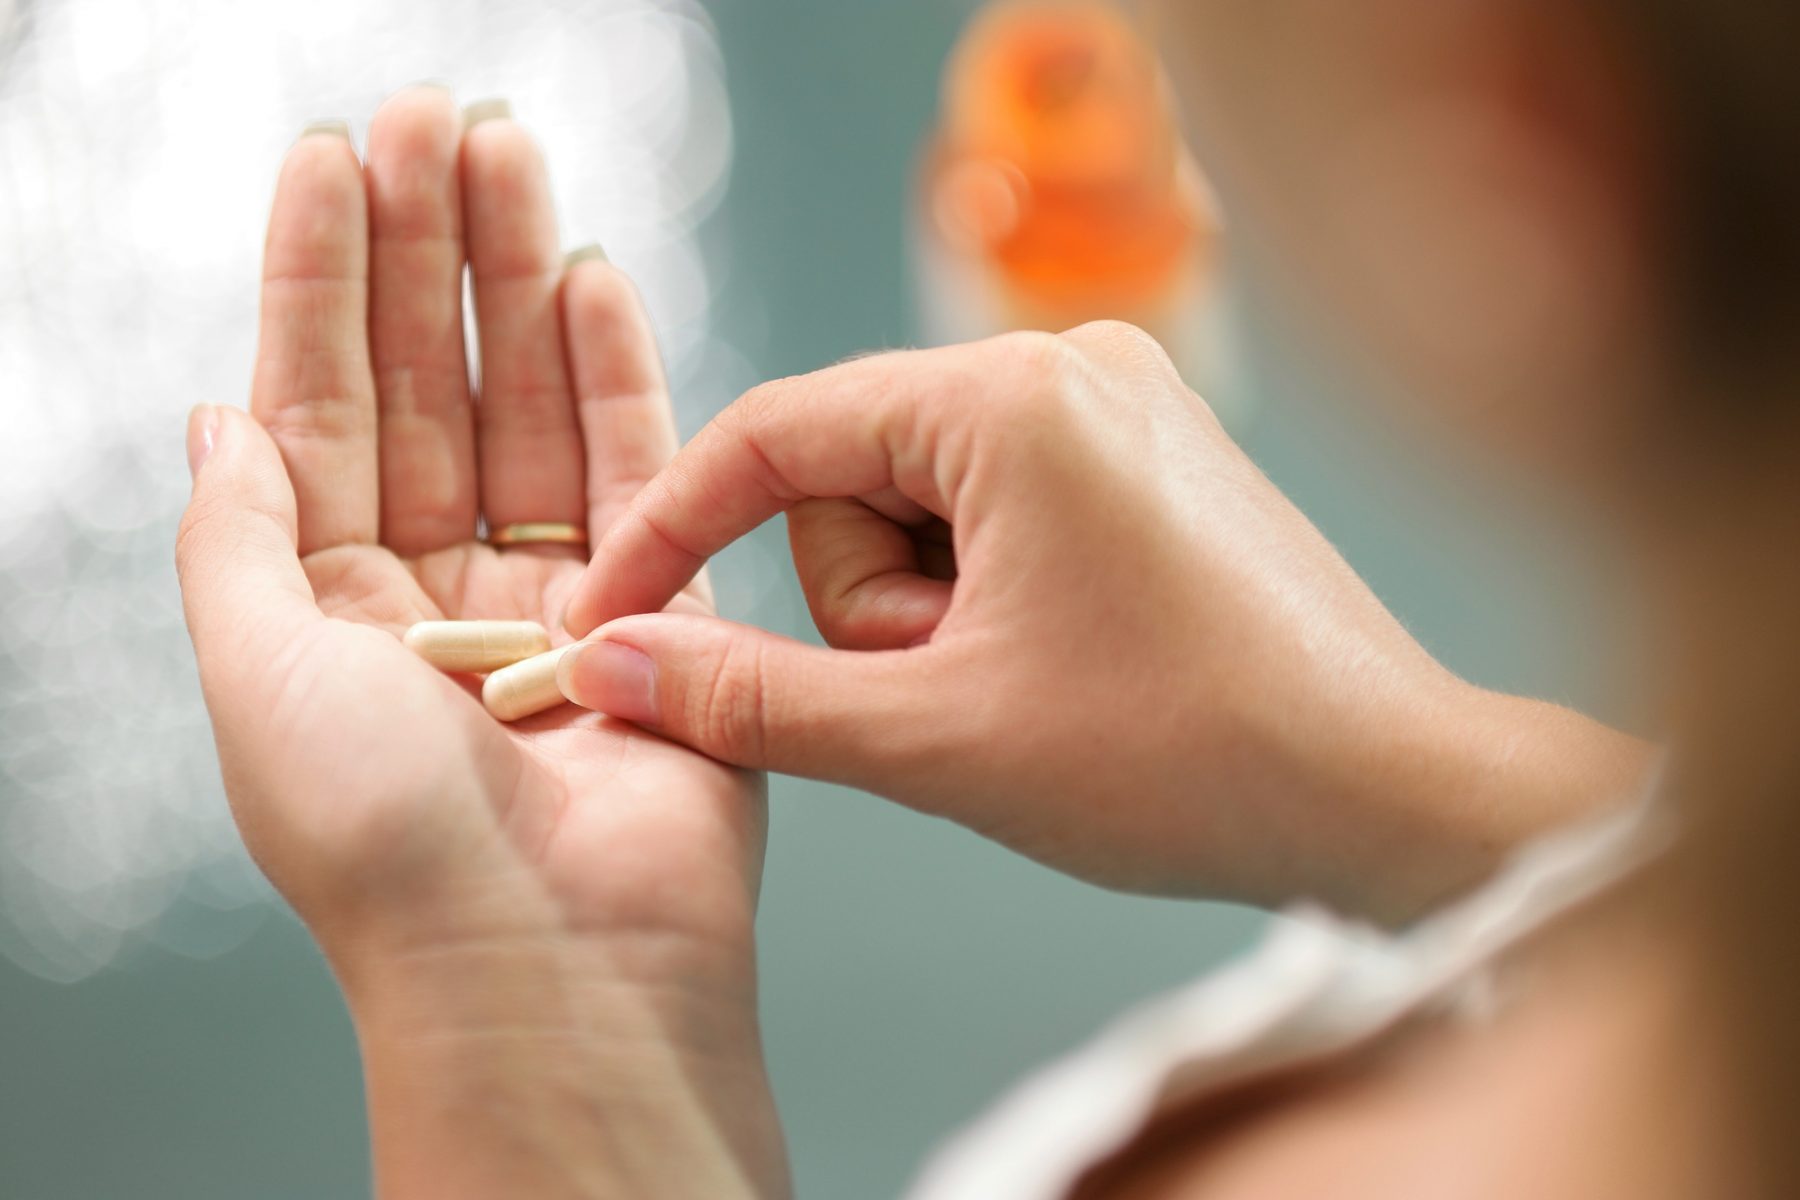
0, 1, 1624, 1196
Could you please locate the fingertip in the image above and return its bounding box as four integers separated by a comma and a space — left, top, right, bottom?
460, 109, 542, 193
562, 588, 629, 641
559, 573, 597, 637
267, 134, 367, 274
185, 400, 244, 465
556, 636, 659, 725
176, 407, 306, 595
560, 570, 676, 641
211, 400, 259, 434
560, 528, 659, 636
554, 639, 583, 695
390, 84, 460, 125
561, 256, 667, 407
368, 83, 463, 170
562, 252, 642, 322
284, 122, 362, 176
206, 404, 249, 456
821, 591, 950, 652
459, 109, 559, 279
205, 406, 286, 491
561, 604, 592, 639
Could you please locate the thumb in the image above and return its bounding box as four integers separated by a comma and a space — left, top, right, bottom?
176, 405, 317, 684
557, 613, 945, 787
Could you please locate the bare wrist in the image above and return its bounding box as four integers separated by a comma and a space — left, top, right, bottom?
337, 933, 788, 1200
1351, 675, 1656, 922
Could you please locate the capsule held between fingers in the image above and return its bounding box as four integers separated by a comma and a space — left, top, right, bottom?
403, 620, 552, 673
482, 646, 573, 723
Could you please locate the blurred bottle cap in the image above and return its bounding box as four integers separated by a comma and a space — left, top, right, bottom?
940, 0, 1177, 195
927, 0, 1214, 312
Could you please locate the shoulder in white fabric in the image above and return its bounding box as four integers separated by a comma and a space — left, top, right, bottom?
903, 798, 1673, 1200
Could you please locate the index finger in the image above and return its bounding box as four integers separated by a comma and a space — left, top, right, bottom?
561, 341, 991, 636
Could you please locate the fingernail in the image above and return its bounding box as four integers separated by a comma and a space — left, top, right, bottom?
558, 641, 658, 725
462, 98, 512, 129
186, 405, 219, 479
300, 119, 352, 141
406, 79, 454, 95
563, 242, 609, 270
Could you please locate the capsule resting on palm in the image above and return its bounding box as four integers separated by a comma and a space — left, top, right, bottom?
403, 620, 552, 673
482, 646, 573, 723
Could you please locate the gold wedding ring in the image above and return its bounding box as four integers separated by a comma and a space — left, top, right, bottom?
487, 522, 588, 548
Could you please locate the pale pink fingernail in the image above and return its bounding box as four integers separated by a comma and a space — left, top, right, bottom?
186, 405, 219, 479
299, 119, 352, 141
558, 640, 658, 725
462, 98, 512, 129
563, 242, 609, 270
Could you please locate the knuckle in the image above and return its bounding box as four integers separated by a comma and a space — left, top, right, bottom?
991, 329, 1079, 382
1068, 318, 1154, 353
174, 498, 228, 578
961, 332, 1079, 429
691, 636, 771, 764
1067, 320, 1179, 379
262, 391, 376, 444
717, 384, 781, 456
734, 378, 790, 426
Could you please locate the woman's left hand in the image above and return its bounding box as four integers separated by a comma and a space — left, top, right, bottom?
176, 88, 785, 1199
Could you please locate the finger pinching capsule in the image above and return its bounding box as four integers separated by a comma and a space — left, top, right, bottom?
402, 620, 553, 673
482, 646, 574, 723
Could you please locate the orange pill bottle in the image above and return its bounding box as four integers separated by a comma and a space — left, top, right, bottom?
912, 0, 1233, 415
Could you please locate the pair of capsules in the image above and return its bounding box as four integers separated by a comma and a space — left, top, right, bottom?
402, 620, 573, 722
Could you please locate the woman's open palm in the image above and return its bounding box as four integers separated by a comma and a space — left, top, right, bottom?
176, 88, 765, 989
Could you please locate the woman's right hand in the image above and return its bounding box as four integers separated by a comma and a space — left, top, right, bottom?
562, 322, 1650, 920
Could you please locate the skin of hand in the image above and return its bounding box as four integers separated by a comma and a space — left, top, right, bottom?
175, 88, 787, 1199
560, 322, 1652, 921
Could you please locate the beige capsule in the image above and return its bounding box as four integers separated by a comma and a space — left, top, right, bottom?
403, 620, 552, 673
482, 645, 573, 723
